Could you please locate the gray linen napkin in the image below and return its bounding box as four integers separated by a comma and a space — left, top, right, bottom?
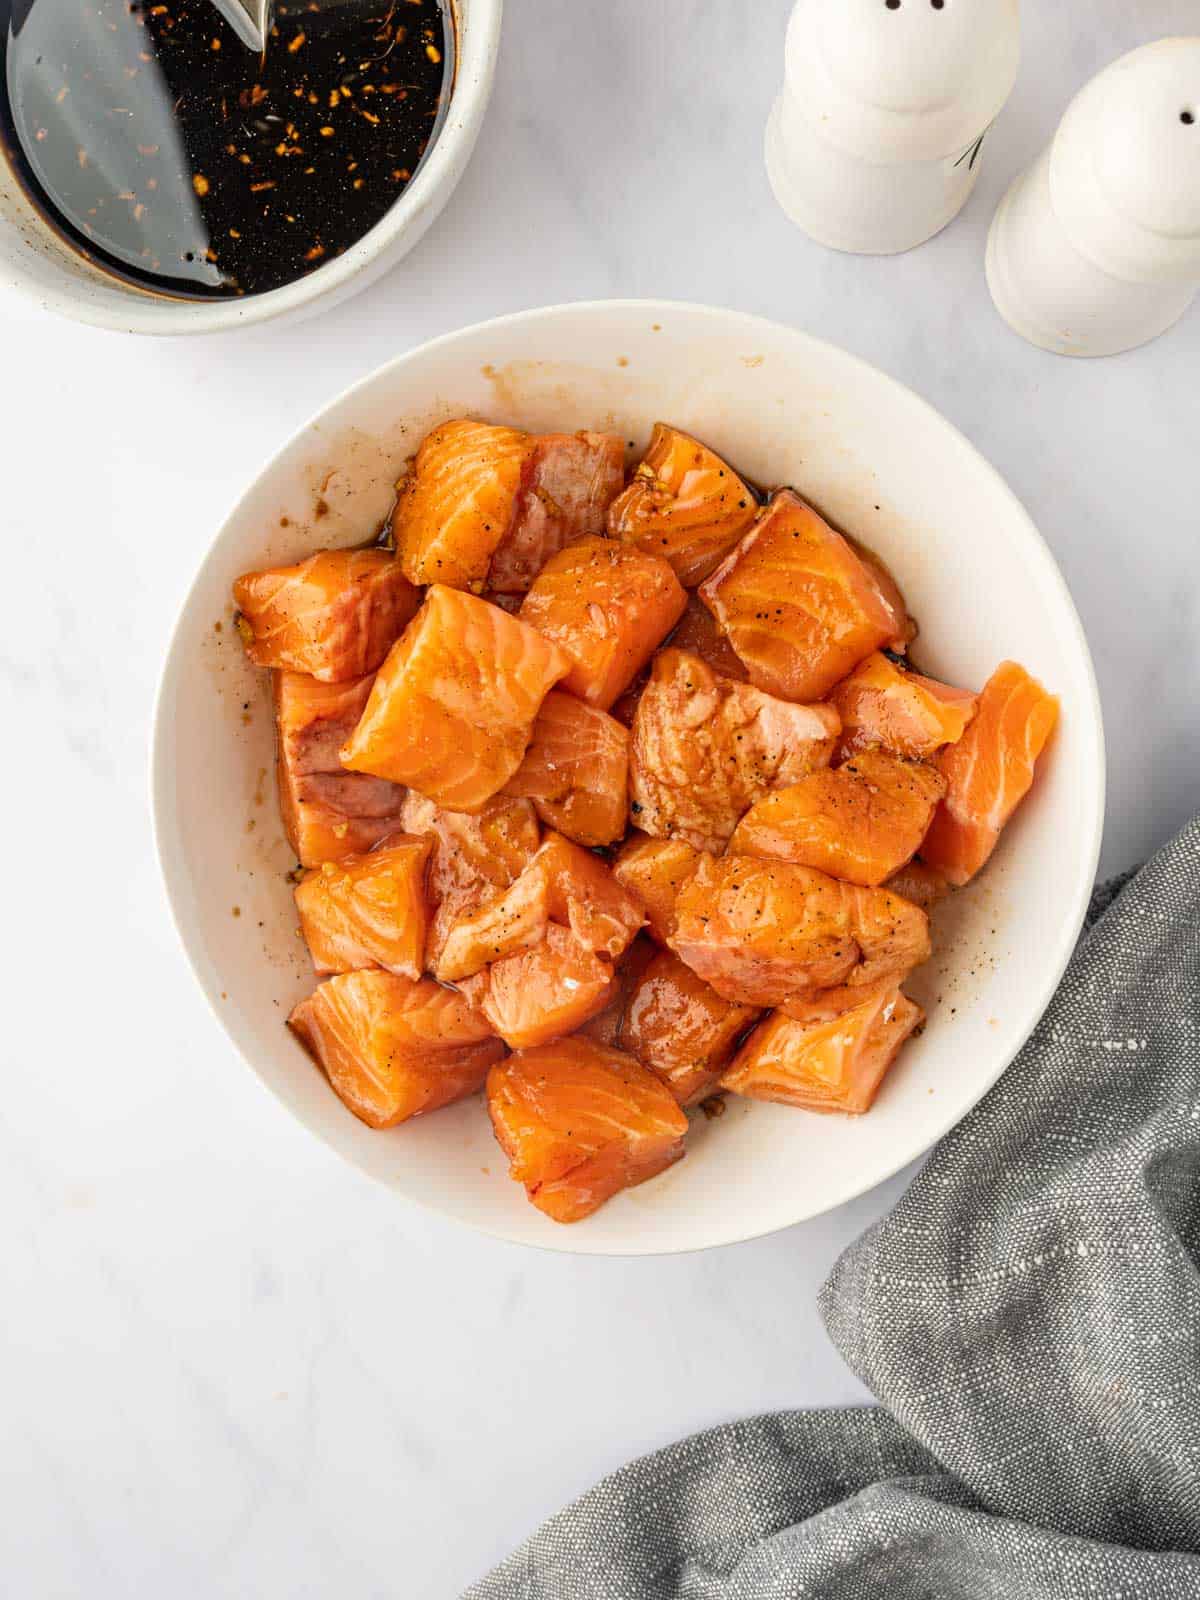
467, 817, 1200, 1598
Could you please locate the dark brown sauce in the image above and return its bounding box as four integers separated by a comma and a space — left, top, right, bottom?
0, 0, 453, 298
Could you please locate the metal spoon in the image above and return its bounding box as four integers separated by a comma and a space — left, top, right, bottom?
207, 0, 271, 52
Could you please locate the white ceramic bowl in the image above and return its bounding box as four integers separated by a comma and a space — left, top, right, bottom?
153, 300, 1104, 1255
0, 0, 500, 335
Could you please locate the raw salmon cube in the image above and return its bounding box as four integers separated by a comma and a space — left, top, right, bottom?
503, 690, 630, 847
339, 586, 571, 809
393, 419, 533, 589
721, 989, 923, 1115
575, 935, 658, 1048
883, 860, 951, 912
233, 549, 420, 683
289, 970, 505, 1129
488, 431, 626, 592
469, 924, 619, 1050
666, 594, 750, 682
607, 423, 758, 586
611, 834, 705, 944
698, 490, 905, 701
294, 835, 433, 980
921, 661, 1059, 886
729, 748, 946, 887
671, 855, 930, 1007
435, 832, 643, 983
630, 649, 840, 852
828, 652, 977, 761
519, 537, 686, 710
619, 949, 761, 1106
487, 1036, 689, 1222
273, 671, 408, 868
401, 792, 541, 973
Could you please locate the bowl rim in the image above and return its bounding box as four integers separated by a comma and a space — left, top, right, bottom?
151, 297, 1106, 1254
0, 0, 503, 335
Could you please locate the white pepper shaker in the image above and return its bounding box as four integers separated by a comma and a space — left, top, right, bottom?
987, 38, 1200, 357
765, 0, 1020, 256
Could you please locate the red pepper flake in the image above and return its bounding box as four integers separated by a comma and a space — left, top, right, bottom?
249, 180, 276, 192
288, 30, 306, 52
319, 125, 334, 137
304, 243, 325, 261
192, 173, 210, 196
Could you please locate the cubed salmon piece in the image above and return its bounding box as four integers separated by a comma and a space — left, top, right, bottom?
233, 549, 420, 683
721, 989, 923, 1115
630, 649, 840, 852
729, 748, 946, 887
488, 432, 626, 592
607, 423, 759, 586
294, 835, 433, 980
698, 490, 905, 701
619, 949, 761, 1106
921, 661, 1059, 886
468, 924, 619, 1050
393, 419, 533, 589
273, 671, 408, 868
666, 594, 750, 682
883, 860, 951, 912
611, 834, 705, 944
848, 544, 918, 654
519, 537, 686, 710
401, 791, 541, 973
435, 832, 643, 983
575, 935, 658, 1048
340, 586, 571, 809
828, 652, 977, 761
486, 1036, 688, 1222
671, 855, 931, 1007
289, 970, 505, 1129
503, 690, 630, 848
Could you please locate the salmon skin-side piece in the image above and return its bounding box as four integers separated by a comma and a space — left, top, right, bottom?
435, 832, 643, 984
575, 935, 658, 1048
233, 548, 420, 684
619, 948, 761, 1106
729, 748, 946, 887
400, 792, 541, 973
607, 422, 759, 587
503, 690, 630, 848
722, 988, 923, 1115
340, 586, 571, 810
630, 649, 840, 852
921, 661, 1059, 886
486, 1036, 689, 1223
671, 854, 931, 1008
488, 431, 626, 593
519, 537, 687, 711
294, 835, 433, 980
273, 670, 408, 869
289, 970, 505, 1129
699, 490, 906, 702
393, 419, 533, 590
465, 923, 619, 1050
828, 651, 977, 761
612, 834, 705, 945
666, 594, 750, 682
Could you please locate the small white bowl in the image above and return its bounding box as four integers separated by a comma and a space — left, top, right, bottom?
153, 300, 1104, 1255
0, 0, 501, 335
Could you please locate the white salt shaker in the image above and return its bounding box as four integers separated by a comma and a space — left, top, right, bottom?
988, 38, 1200, 357
765, 0, 1021, 255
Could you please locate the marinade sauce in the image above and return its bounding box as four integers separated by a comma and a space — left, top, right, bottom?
0, 0, 453, 298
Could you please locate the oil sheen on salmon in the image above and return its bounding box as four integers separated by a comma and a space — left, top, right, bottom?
0, 0, 453, 298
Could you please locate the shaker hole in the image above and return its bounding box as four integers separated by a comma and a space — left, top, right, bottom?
1182, 110, 1196, 126
885, 0, 901, 9
931, 0, 944, 9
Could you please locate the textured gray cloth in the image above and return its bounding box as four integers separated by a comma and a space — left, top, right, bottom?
467, 818, 1200, 1598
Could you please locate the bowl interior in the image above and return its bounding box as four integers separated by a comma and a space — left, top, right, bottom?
153, 301, 1104, 1254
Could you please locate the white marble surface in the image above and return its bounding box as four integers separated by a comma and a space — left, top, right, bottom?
1, 2, 1198, 1595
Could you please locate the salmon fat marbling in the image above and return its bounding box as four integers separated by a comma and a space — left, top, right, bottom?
229, 418, 1060, 1225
